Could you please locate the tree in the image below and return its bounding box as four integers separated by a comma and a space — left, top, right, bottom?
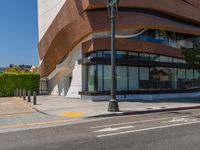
182, 38, 200, 66
5, 66, 22, 73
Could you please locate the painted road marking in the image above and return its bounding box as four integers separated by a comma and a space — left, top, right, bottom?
0, 119, 82, 129
163, 117, 198, 123
59, 112, 84, 117
97, 120, 200, 138
91, 115, 190, 129
95, 126, 134, 132
0, 111, 36, 117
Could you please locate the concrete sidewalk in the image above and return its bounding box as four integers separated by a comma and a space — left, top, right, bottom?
29, 95, 200, 118
0, 97, 84, 133
0, 97, 35, 116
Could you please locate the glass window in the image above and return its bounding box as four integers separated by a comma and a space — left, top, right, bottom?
88, 52, 96, 58
177, 69, 185, 80
129, 29, 198, 50
155, 30, 160, 40
159, 30, 168, 44
97, 51, 103, 58
139, 67, 149, 89
168, 57, 173, 63
129, 67, 139, 90
173, 58, 178, 63
140, 67, 149, 80
168, 32, 176, 47
97, 65, 103, 91
150, 67, 160, 89
177, 59, 186, 63
140, 30, 149, 41
103, 51, 111, 58
128, 52, 138, 59
116, 51, 127, 59
139, 53, 149, 61
117, 66, 128, 91
88, 65, 96, 91
103, 65, 111, 91
160, 56, 172, 62
149, 30, 156, 38
150, 54, 160, 61
194, 70, 200, 80
186, 69, 194, 80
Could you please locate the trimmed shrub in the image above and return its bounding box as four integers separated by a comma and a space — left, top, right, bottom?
0, 73, 40, 97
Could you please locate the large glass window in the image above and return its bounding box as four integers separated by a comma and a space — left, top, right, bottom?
139, 67, 150, 89
150, 67, 173, 89
87, 65, 200, 92
117, 66, 128, 91
194, 70, 200, 80
177, 69, 185, 80
97, 65, 103, 91
103, 65, 111, 91
186, 69, 194, 80
177, 68, 186, 89
88, 65, 96, 91
129, 67, 139, 90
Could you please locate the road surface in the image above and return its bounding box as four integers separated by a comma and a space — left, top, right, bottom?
1, 109, 200, 150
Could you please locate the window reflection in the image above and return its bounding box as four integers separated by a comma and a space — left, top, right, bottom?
88, 50, 185, 64
87, 65, 200, 92
130, 29, 199, 49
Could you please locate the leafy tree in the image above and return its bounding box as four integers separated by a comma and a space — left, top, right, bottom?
5, 66, 22, 73
182, 38, 200, 66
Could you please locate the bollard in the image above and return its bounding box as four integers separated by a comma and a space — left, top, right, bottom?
19, 89, 22, 98
23, 89, 26, 100
28, 91, 31, 102
33, 91, 37, 105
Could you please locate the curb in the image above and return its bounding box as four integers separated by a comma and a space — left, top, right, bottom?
88, 105, 200, 118
14, 97, 200, 119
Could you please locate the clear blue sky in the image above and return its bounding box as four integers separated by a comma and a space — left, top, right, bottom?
0, 0, 38, 67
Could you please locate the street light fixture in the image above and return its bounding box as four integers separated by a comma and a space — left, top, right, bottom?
107, 0, 120, 112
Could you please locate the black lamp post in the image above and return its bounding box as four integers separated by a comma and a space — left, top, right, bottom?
107, 0, 120, 112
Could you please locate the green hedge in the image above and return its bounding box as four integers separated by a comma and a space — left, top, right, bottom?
0, 73, 40, 97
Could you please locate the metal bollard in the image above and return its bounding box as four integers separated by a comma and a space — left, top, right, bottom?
28, 91, 31, 102
33, 91, 37, 105
19, 89, 22, 98
23, 89, 26, 100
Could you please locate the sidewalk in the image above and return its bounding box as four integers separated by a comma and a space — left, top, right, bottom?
0, 97, 83, 133
0, 97, 35, 116
29, 95, 200, 118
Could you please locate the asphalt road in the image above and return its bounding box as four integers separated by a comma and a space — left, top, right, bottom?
1, 109, 200, 150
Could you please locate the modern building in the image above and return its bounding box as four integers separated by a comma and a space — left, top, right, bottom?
38, 0, 200, 100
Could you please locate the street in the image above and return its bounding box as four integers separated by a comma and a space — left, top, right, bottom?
1, 109, 200, 150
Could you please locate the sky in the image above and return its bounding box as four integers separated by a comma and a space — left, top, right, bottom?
0, 0, 38, 67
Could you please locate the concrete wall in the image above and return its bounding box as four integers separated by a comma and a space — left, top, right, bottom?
37, 0, 66, 41
47, 41, 83, 98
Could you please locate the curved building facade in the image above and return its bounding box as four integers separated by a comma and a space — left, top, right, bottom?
38, 0, 200, 100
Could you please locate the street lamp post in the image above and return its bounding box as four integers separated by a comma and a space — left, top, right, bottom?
108, 0, 119, 112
